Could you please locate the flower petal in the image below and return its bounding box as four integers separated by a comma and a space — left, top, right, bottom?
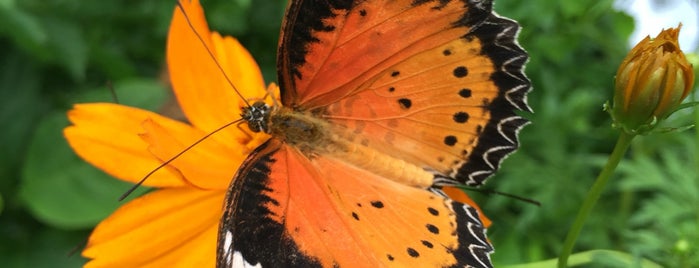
65, 103, 187, 187
140, 118, 243, 190
141, 223, 218, 267
83, 187, 222, 267
443, 186, 491, 228
167, 0, 267, 147
212, 33, 268, 104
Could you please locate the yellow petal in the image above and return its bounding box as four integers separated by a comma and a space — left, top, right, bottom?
65, 103, 186, 187
83, 187, 222, 267
212, 33, 267, 104
140, 118, 243, 190
442, 186, 491, 228
167, 0, 267, 147
140, 223, 218, 267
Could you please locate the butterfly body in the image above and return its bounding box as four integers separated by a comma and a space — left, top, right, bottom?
244, 101, 437, 188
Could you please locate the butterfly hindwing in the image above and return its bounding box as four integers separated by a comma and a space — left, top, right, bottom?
217, 139, 493, 267
217, 140, 319, 267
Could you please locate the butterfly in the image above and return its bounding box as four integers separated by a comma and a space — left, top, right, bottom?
176, 0, 530, 267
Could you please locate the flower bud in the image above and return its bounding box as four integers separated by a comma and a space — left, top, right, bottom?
610, 25, 695, 134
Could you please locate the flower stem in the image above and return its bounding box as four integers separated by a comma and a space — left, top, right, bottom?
694, 93, 699, 176
557, 131, 635, 268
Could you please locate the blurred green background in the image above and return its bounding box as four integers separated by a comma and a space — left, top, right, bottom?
0, 0, 697, 267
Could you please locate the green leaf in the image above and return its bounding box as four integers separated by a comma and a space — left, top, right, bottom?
500, 250, 663, 268
0, 225, 88, 268
40, 16, 88, 82
0, 50, 46, 203
0, 4, 47, 58
18, 112, 148, 229
70, 77, 168, 110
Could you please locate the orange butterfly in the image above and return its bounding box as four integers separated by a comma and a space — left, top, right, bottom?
175, 0, 530, 267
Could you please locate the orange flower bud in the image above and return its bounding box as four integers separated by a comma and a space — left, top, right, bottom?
610, 25, 695, 134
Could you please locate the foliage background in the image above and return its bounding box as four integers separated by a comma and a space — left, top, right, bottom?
0, 0, 696, 267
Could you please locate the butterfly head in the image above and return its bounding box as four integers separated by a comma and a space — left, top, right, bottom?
241, 101, 272, 133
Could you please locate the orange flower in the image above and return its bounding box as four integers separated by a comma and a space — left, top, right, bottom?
64, 0, 275, 266
610, 25, 695, 134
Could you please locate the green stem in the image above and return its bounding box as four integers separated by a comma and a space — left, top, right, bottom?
557, 131, 635, 268
505, 249, 663, 268
694, 93, 699, 178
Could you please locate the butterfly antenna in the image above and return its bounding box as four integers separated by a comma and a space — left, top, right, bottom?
106, 81, 119, 104
266, 86, 281, 107
175, 1, 251, 108
457, 185, 541, 206
67, 238, 88, 257
119, 118, 244, 201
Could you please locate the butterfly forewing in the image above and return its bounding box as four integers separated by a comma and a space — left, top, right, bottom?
277, 0, 530, 187
277, 0, 492, 108
326, 13, 531, 186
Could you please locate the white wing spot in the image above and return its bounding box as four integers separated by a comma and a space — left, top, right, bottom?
233, 251, 262, 268
224, 231, 233, 253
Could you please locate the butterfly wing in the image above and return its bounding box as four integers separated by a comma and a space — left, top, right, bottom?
277, 0, 530, 186
217, 139, 492, 267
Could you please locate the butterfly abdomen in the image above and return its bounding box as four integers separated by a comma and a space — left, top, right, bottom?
267, 108, 435, 188
268, 107, 330, 151
328, 138, 435, 188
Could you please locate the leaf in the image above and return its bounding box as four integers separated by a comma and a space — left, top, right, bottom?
18, 112, 148, 229
500, 250, 663, 268
71, 77, 168, 110
0, 225, 88, 268
39, 16, 88, 82
0, 49, 46, 201
0, 3, 47, 58
617, 135, 699, 266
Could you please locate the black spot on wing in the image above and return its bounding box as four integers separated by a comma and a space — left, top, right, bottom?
407, 247, 420, 258
453, 66, 468, 78
370, 200, 385, 208
427, 207, 439, 216
398, 98, 412, 109
426, 223, 440, 234
444, 135, 458, 146
459, 88, 472, 98
453, 111, 469, 123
